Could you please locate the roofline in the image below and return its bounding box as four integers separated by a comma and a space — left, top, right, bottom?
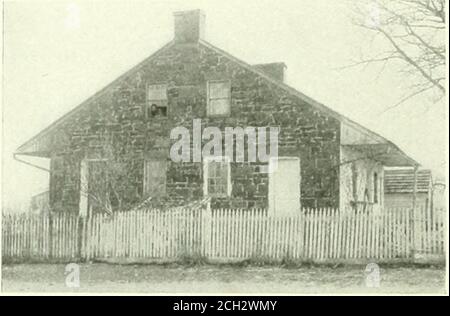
253, 62, 287, 68
16, 38, 419, 166
16, 41, 175, 154
199, 40, 419, 166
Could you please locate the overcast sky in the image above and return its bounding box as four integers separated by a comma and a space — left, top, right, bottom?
2, 0, 447, 210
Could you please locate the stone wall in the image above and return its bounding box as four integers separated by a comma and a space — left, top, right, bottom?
48, 42, 341, 213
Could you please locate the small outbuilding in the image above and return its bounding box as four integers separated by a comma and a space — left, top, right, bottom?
384, 168, 432, 210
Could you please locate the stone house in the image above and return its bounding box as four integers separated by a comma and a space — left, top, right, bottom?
15, 10, 419, 216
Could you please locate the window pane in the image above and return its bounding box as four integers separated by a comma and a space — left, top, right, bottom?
219, 164, 227, 179
148, 84, 167, 101
209, 81, 230, 99
208, 99, 230, 116
206, 160, 229, 196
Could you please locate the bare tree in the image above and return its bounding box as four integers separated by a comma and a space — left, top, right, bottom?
350, 0, 446, 109
79, 133, 137, 216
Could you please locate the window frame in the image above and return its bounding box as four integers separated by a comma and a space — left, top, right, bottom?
206, 80, 231, 117
146, 83, 168, 118
203, 155, 232, 197
268, 156, 301, 216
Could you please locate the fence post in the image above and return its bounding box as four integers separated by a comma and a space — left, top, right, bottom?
201, 204, 212, 258
412, 165, 421, 259
77, 214, 86, 261
48, 213, 53, 259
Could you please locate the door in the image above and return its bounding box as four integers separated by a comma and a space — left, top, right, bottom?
79, 159, 109, 216
268, 157, 300, 216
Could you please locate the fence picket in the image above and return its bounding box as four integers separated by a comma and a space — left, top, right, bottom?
3, 207, 446, 263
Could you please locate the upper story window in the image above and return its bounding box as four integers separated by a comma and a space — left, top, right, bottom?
147, 84, 168, 118
207, 80, 231, 117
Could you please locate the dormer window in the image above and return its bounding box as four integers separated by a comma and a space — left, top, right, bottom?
207, 80, 231, 117
146, 84, 168, 118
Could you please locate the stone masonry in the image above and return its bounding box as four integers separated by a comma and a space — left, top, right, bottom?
47, 41, 341, 213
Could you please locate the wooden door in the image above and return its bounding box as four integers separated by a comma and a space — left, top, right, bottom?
268, 157, 301, 216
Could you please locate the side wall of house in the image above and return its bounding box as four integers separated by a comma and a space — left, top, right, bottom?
48, 43, 341, 213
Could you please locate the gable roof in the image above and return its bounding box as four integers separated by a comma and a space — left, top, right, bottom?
384, 169, 432, 194
15, 38, 418, 167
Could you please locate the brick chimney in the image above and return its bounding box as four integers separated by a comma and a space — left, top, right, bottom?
253, 63, 287, 82
173, 10, 205, 43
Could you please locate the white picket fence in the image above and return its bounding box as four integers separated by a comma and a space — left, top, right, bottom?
2, 207, 446, 263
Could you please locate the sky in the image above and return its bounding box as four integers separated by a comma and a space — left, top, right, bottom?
1, 0, 448, 211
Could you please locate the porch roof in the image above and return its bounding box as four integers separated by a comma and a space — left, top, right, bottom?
342, 143, 419, 167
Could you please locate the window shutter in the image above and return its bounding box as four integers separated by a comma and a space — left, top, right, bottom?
143, 159, 167, 197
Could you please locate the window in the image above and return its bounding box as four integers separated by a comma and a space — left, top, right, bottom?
146, 84, 168, 117
373, 172, 378, 204
203, 156, 231, 197
143, 159, 167, 197
207, 80, 231, 117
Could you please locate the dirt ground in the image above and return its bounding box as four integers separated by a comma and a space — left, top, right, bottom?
1, 263, 447, 294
